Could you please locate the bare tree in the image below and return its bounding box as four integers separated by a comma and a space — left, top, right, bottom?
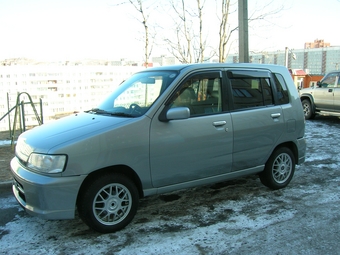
115, 0, 285, 65
218, 0, 234, 63
216, 0, 285, 63
127, 0, 154, 67
164, 0, 207, 63
164, 0, 193, 63
197, 0, 205, 62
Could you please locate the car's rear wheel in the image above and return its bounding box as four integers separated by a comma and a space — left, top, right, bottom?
78, 173, 139, 233
260, 147, 295, 190
302, 99, 315, 119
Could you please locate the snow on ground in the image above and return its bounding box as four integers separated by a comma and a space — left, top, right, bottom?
0, 140, 11, 146
1, 116, 340, 254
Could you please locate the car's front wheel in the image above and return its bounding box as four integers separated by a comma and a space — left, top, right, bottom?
302, 99, 315, 119
78, 173, 139, 233
259, 147, 295, 190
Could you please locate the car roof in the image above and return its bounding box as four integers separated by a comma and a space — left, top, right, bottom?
139, 63, 288, 73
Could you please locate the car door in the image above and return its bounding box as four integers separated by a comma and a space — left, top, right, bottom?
332, 73, 340, 110
313, 72, 338, 110
227, 70, 285, 171
149, 71, 233, 188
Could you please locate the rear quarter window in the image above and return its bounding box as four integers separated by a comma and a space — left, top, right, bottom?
273, 73, 289, 105
229, 74, 274, 110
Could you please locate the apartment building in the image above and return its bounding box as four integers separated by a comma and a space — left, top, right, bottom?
0, 64, 143, 131
1, 44, 340, 131
304, 39, 330, 49
227, 46, 340, 75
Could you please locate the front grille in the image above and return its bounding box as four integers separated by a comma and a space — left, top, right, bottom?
13, 178, 26, 202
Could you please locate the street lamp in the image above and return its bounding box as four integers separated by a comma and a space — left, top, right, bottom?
285, 47, 296, 68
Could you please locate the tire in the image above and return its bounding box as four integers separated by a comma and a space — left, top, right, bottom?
302, 99, 315, 120
259, 147, 295, 190
78, 173, 139, 233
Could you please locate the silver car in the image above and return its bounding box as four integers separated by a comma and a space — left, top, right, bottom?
11, 63, 306, 233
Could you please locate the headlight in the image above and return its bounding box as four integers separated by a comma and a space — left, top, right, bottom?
27, 153, 67, 174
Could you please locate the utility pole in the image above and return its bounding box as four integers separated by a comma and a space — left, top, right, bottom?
238, 0, 249, 63
284, 47, 296, 68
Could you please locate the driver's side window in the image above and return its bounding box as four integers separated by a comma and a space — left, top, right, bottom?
321, 73, 338, 88
171, 73, 222, 116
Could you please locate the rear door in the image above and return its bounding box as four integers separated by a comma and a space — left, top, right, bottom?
227, 70, 285, 171
332, 73, 340, 111
149, 70, 233, 188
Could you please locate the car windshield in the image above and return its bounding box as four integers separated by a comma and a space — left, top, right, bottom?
90, 70, 178, 117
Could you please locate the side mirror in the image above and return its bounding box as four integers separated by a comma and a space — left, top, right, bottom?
317, 81, 322, 88
167, 107, 190, 120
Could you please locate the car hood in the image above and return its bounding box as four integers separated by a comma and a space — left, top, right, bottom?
16, 112, 131, 161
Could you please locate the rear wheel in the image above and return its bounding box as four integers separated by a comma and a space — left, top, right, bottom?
260, 147, 295, 190
78, 173, 139, 233
302, 99, 315, 119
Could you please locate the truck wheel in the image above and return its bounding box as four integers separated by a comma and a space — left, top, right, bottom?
302, 99, 315, 119
78, 173, 139, 233
259, 147, 295, 190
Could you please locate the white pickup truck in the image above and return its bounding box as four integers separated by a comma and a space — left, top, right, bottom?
300, 71, 340, 119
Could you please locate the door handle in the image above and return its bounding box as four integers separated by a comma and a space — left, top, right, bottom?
213, 121, 227, 127
271, 113, 281, 118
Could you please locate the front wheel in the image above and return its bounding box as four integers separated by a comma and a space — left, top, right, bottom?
78, 173, 139, 233
259, 147, 295, 190
302, 99, 315, 120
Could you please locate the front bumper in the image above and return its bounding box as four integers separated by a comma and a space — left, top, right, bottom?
10, 157, 86, 219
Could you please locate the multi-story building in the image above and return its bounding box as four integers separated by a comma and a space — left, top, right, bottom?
1, 42, 340, 132
226, 46, 340, 75
152, 55, 179, 66
0, 64, 143, 131
304, 39, 330, 49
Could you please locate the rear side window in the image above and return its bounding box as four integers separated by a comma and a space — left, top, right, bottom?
273, 73, 289, 105
228, 71, 273, 110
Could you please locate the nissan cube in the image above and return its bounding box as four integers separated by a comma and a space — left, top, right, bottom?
11, 63, 306, 233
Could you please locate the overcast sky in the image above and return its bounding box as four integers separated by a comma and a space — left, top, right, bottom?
0, 0, 339, 61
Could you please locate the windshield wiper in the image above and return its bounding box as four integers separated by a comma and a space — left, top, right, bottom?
85, 108, 106, 113
109, 112, 134, 117
86, 108, 134, 117
85, 108, 108, 114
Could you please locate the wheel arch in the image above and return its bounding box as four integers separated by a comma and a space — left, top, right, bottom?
300, 94, 314, 105
271, 142, 298, 165
77, 165, 144, 205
